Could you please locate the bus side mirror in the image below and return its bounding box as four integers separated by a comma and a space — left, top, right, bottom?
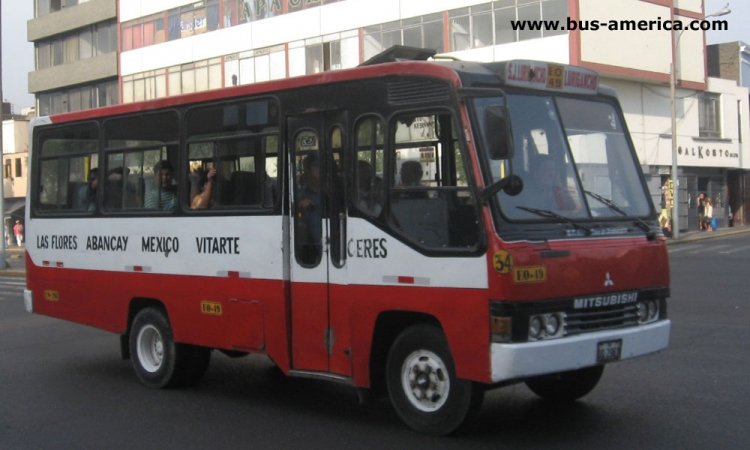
483, 106, 513, 160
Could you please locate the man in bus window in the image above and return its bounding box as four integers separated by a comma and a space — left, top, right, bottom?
296, 153, 322, 263
145, 160, 177, 210
525, 156, 579, 212
74, 167, 98, 211
191, 166, 216, 209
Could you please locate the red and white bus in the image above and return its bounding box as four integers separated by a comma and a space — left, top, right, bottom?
24, 47, 670, 435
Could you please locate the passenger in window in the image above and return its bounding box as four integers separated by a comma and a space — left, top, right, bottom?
75, 168, 99, 211
356, 160, 383, 216
296, 154, 322, 263
191, 167, 216, 209
145, 160, 177, 210
399, 160, 423, 187
525, 156, 579, 212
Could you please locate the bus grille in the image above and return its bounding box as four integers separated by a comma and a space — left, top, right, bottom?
565, 305, 639, 336
387, 80, 450, 105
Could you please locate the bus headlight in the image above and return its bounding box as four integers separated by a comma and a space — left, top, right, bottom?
544, 314, 560, 336
637, 299, 660, 324
528, 313, 565, 341
529, 316, 544, 340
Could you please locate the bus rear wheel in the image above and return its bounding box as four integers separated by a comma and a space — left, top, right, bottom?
130, 307, 211, 389
386, 324, 483, 435
525, 365, 604, 402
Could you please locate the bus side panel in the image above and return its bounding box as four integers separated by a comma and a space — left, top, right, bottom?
342, 284, 491, 387
26, 260, 289, 358
25, 215, 290, 367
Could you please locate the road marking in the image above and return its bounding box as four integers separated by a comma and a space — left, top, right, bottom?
719, 244, 750, 254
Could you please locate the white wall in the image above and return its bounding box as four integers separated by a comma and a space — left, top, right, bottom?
447, 35, 570, 64
2, 120, 29, 154
608, 77, 749, 170
578, 0, 705, 85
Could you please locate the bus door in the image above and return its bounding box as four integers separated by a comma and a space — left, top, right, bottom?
287, 112, 347, 374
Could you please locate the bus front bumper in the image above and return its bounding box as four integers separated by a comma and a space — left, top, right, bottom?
24, 289, 33, 313
490, 320, 671, 383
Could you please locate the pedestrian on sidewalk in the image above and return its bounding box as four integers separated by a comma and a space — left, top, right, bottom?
704, 198, 714, 232
696, 192, 706, 231
13, 220, 24, 247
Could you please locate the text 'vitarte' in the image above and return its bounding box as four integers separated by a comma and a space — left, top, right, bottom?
196, 237, 240, 255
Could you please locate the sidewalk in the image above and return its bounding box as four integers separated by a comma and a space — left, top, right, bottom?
1, 246, 26, 277
3, 226, 750, 277
665, 224, 750, 245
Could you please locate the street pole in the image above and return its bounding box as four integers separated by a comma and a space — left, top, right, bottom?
0, 0, 7, 268
670, 58, 679, 239
669, 3, 680, 239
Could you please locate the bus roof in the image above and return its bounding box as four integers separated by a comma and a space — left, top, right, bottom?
42, 47, 608, 125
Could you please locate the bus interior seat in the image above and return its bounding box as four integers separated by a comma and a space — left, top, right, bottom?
390, 197, 449, 247
123, 176, 144, 208
229, 171, 258, 205
104, 177, 124, 209
68, 181, 88, 210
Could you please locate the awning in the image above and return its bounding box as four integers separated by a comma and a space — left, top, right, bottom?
2, 199, 25, 220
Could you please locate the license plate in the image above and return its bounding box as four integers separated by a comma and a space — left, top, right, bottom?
597, 339, 622, 363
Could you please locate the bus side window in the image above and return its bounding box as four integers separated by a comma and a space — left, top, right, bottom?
186, 99, 279, 210
353, 116, 385, 218
35, 122, 99, 214
389, 112, 480, 250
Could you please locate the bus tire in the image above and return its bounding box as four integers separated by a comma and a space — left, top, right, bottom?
386, 324, 483, 435
525, 365, 604, 402
130, 307, 211, 389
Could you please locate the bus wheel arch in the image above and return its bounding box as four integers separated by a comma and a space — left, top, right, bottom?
385, 323, 483, 435
525, 365, 605, 402
368, 312, 441, 398
127, 301, 211, 389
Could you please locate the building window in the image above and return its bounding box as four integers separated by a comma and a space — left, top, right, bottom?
363, 13, 444, 61
38, 79, 119, 115
450, 5, 493, 51
35, 21, 116, 70
15, 158, 23, 178
699, 93, 722, 139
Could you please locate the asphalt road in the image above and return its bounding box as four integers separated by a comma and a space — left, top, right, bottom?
1, 233, 748, 449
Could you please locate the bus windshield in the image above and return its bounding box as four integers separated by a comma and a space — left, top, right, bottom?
475, 94, 651, 223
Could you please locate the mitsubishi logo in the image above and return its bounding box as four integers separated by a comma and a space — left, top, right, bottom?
604, 272, 615, 287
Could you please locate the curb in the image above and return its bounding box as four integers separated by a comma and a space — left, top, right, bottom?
666, 226, 750, 246
0, 270, 26, 278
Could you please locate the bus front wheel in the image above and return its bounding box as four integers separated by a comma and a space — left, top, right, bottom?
130, 307, 211, 389
386, 324, 483, 435
525, 365, 604, 402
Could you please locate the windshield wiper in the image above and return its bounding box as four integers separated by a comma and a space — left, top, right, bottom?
516, 206, 593, 236
583, 190, 653, 235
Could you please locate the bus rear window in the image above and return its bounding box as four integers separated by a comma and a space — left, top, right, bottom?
35, 122, 99, 213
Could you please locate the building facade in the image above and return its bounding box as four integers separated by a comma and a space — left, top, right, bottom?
28, 0, 750, 230
28, 0, 119, 115
708, 41, 750, 226
2, 106, 31, 245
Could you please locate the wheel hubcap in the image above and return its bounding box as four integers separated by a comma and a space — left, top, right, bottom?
137, 324, 164, 373
401, 350, 450, 412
